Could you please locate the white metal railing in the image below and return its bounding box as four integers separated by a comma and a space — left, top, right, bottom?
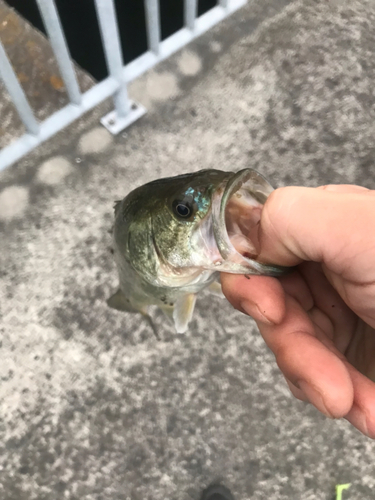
0, 0, 246, 171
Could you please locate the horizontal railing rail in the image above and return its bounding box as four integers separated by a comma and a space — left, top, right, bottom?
0, 0, 246, 172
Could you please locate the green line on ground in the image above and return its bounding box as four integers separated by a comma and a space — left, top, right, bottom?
336, 483, 351, 500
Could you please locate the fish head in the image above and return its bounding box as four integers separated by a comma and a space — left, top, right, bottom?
113, 168, 291, 289
114, 169, 231, 287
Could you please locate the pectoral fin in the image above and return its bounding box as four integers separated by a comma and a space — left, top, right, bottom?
207, 281, 225, 298
107, 289, 159, 339
159, 304, 174, 320
107, 289, 148, 315
173, 293, 197, 334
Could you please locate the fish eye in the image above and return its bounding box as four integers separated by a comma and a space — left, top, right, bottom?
172, 197, 195, 220
175, 203, 191, 217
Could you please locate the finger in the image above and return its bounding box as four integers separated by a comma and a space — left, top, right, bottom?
221, 270, 313, 324
344, 364, 375, 438
257, 294, 354, 418
257, 186, 375, 276
343, 321, 375, 380
278, 270, 314, 312
221, 273, 286, 325
285, 378, 308, 402
325, 268, 375, 331
318, 184, 370, 193
299, 262, 357, 352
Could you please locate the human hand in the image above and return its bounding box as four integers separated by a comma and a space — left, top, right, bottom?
221, 185, 375, 437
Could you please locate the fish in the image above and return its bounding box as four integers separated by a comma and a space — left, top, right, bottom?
108, 168, 291, 334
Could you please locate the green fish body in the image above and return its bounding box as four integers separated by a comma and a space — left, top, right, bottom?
108, 168, 290, 333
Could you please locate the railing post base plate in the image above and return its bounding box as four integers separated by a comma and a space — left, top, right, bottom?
100, 101, 147, 135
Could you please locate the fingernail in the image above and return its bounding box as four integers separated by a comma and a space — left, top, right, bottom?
363, 411, 370, 438
346, 403, 371, 438
240, 301, 275, 325
298, 380, 334, 418
358, 408, 370, 438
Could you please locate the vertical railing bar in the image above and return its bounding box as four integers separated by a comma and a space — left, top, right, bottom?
93, 0, 130, 118
0, 40, 39, 136
219, 0, 229, 9
184, 0, 198, 31
144, 0, 161, 55
35, 0, 81, 106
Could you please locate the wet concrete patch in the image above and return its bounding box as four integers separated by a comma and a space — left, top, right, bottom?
0, 185, 29, 221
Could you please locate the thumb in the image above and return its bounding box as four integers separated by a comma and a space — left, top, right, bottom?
257, 185, 375, 276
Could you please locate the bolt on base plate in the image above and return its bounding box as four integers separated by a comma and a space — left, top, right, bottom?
100, 101, 147, 135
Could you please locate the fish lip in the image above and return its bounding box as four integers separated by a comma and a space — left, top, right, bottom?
211, 168, 292, 277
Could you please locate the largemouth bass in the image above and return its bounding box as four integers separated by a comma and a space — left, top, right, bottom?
108, 168, 290, 333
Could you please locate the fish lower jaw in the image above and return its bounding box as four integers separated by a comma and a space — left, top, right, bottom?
211, 169, 291, 277
154, 266, 216, 289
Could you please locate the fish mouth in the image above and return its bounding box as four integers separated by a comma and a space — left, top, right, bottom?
212, 169, 291, 276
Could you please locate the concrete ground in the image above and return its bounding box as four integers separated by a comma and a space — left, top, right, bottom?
1, 0, 375, 499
